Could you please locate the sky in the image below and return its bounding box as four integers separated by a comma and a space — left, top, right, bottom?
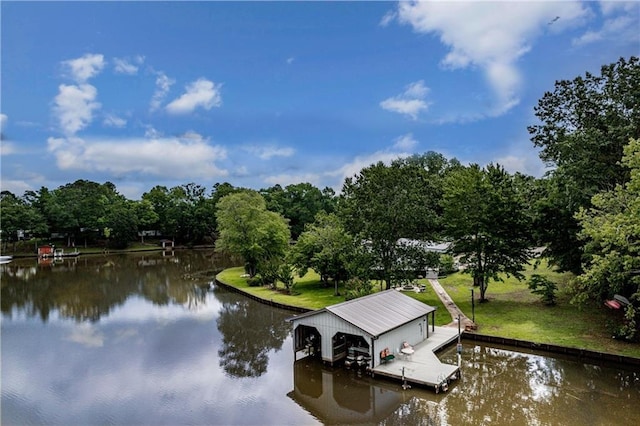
1, 1, 639, 200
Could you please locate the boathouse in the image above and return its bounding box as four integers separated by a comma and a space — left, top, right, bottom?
288, 290, 436, 369
38, 245, 54, 258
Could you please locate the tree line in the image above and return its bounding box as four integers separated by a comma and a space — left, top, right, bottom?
2, 57, 639, 339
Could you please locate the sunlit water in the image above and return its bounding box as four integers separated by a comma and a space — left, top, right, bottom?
2, 251, 639, 425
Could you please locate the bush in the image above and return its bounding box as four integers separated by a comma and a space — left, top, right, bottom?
247, 276, 262, 287
439, 254, 458, 275
278, 264, 296, 294
528, 274, 558, 306
344, 278, 373, 301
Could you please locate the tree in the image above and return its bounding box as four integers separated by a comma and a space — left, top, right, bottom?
261, 182, 337, 240
442, 164, 533, 302
31, 180, 122, 247
142, 185, 173, 237
528, 56, 640, 273
215, 191, 290, 278
528, 274, 558, 306
103, 199, 138, 249
133, 199, 159, 243
210, 182, 244, 238
289, 212, 353, 296
0, 191, 48, 251
575, 138, 640, 339
340, 152, 449, 289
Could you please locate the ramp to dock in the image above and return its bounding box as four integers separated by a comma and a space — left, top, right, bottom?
372, 326, 460, 390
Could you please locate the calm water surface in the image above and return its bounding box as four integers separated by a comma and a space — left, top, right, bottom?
1, 251, 639, 425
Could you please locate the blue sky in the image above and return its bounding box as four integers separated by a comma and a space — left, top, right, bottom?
1, 1, 639, 200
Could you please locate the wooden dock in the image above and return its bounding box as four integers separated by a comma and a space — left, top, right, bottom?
371, 326, 460, 392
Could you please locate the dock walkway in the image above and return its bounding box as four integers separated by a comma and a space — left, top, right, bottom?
428, 278, 476, 330
371, 326, 460, 391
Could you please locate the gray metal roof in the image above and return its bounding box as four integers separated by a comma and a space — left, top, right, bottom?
290, 290, 435, 338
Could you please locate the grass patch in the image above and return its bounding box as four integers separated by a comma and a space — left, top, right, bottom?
439, 260, 640, 358
216, 267, 347, 310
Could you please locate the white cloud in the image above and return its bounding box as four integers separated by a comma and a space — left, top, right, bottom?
63, 53, 105, 83
494, 142, 548, 178
0, 113, 7, 131
150, 72, 175, 112
573, 2, 640, 47
144, 125, 162, 139
396, 1, 589, 115
329, 151, 405, 191
113, 56, 143, 75
326, 138, 417, 192
286, 57, 295, 65
393, 133, 418, 151
0, 179, 36, 195
380, 80, 431, 119
599, 1, 637, 16
66, 324, 105, 348
245, 145, 295, 160
379, 10, 397, 27
166, 78, 222, 115
53, 83, 101, 135
1, 141, 16, 156
103, 113, 127, 128
46, 133, 228, 179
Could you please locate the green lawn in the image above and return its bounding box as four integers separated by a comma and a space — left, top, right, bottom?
217, 260, 640, 359
217, 268, 451, 322
217, 267, 348, 310
438, 260, 640, 358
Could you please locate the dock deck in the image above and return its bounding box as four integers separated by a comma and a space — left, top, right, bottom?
371, 326, 460, 391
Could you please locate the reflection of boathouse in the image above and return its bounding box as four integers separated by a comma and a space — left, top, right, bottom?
287, 359, 411, 425
288, 290, 436, 367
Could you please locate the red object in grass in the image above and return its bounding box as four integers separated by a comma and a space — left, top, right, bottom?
605, 300, 622, 309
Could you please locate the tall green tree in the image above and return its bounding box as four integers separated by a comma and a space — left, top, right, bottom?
133, 199, 159, 243
340, 152, 449, 289
528, 56, 640, 273
142, 185, 175, 238
0, 191, 48, 251
289, 212, 353, 295
215, 191, 290, 278
261, 182, 337, 240
103, 199, 138, 249
39, 180, 121, 246
442, 164, 533, 302
576, 138, 640, 339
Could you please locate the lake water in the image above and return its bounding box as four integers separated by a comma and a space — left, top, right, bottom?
1, 251, 639, 425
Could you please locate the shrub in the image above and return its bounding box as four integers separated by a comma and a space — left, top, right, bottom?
528, 274, 558, 306
344, 278, 373, 301
247, 276, 262, 287
439, 254, 458, 275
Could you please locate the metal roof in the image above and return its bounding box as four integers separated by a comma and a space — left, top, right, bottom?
290, 290, 436, 338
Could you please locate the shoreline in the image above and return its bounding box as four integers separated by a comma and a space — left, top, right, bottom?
215, 272, 640, 367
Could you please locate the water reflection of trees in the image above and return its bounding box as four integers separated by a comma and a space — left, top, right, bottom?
0, 251, 224, 322
434, 344, 640, 426
214, 286, 291, 378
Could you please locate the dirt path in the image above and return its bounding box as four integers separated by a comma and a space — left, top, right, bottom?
428, 279, 476, 330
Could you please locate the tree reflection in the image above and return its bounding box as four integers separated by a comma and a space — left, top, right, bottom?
214, 286, 291, 378
433, 344, 640, 426
0, 251, 223, 322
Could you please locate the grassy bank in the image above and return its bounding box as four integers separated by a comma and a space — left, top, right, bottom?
438, 260, 640, 358
217, 261, 640, 359
217, 267, 453, 323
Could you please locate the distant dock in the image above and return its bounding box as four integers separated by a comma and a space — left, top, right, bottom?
371, 326, 460, 392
